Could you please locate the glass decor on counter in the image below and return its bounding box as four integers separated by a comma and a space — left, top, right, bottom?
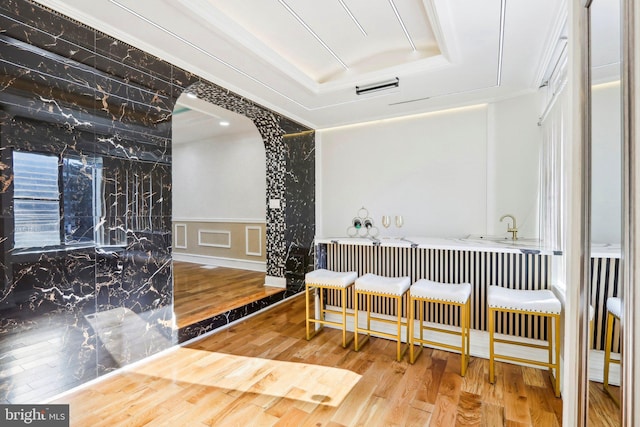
347, 207, 379, 237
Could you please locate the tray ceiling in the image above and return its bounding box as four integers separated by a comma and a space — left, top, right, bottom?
31, 0, 605, 130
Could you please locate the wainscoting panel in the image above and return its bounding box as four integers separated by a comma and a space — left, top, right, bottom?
173, 220, 266, 264
198, 229, 231, 248
174, 223, 187, 249
245, 226, 263, 256
324, 244, 552, 340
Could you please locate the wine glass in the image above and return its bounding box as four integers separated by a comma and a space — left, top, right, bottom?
395, 215, 403, 228
382, 215, 391, 228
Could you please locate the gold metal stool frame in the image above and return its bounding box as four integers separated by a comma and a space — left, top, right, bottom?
603, 297, 621, 406
305, 270, 358, 348
488, 286, 561, 398
408, 281, 471, 376
354, 274, 411, 361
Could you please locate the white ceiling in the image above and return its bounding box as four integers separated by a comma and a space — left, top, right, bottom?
591, 0, 621, 84
31, 0, 617, 132
173, 96, 259, 143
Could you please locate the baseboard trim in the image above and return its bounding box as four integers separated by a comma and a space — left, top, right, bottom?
588, 349, 621, 386
172, 253, 266, 272
265, 276, 287, 288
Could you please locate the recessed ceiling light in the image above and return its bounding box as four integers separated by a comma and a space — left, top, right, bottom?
219, 121, 230, 126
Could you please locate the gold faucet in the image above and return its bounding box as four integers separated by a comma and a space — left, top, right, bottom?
500, 214, 518, 240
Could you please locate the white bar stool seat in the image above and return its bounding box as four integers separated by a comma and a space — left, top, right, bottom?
604, 296, 621, 405
305, 269, 358, 347
408, 279, 472, 376
487, 285, 562, 397
354, 273, 411, 361
607, 296, 622, 318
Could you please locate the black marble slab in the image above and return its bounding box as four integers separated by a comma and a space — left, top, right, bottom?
178, 286, 303, 343
284, 130, 316, 283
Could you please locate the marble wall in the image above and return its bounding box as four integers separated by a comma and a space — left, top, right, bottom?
0, 0, 315, 403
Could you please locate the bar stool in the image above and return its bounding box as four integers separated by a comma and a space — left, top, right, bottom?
487, 285, 562, 397
603, 296, 621, 405
305, 269, 358, 347
354, 273, 411, 361
408, 279, 472, 376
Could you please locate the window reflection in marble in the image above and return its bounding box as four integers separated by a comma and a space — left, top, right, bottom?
12, 151, 104, 250
63, 155, 102, 245
13, 151, 61, 248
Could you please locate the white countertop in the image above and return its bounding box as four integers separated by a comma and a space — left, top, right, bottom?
590, 243, 622, 258
315, 236, 558, 255
315, 236, 622, 258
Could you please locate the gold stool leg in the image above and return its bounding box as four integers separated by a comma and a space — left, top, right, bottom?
366, 293, 371, 336
396, 295, 402, 362
305, 284, 312, 340
405, 294, 409, 350
468, 302, 471, 368
341, 287, 347, 347
419, 301, 424, 344
319, 286, 325, 328
603, 311, 614, 394
354, 290, 360, 351
553, 313, 561, 397
489, 307, 496, 384
460, 300, 469, 377
409, 297, 415, 362
547, 315, 553, 376
410, 298, 424, 364
603, 310, 620, 405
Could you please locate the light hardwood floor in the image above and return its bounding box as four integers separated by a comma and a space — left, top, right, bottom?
588, 381, 621, 426
174, 262, 283, 328
52, 293, 591, 426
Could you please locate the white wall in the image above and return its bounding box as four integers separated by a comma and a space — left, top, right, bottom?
172, 131, 266, 220
317, 94, 543, 239
591, 81, 622, 244
488, 93, 542, 238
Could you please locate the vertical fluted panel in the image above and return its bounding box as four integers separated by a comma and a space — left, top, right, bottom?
325, 244, 551, 339
590, 256, 621, 352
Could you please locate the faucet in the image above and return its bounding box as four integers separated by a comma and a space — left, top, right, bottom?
500, 214, 518, 240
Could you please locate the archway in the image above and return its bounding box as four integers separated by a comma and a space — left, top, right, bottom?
173, 81, 316, 342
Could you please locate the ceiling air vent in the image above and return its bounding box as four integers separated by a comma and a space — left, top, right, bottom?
355, 77, 399, 95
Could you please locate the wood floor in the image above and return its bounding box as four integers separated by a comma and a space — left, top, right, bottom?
174, 262, 283, 328
588, 381, 621, 426
51, 293, 598, 427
